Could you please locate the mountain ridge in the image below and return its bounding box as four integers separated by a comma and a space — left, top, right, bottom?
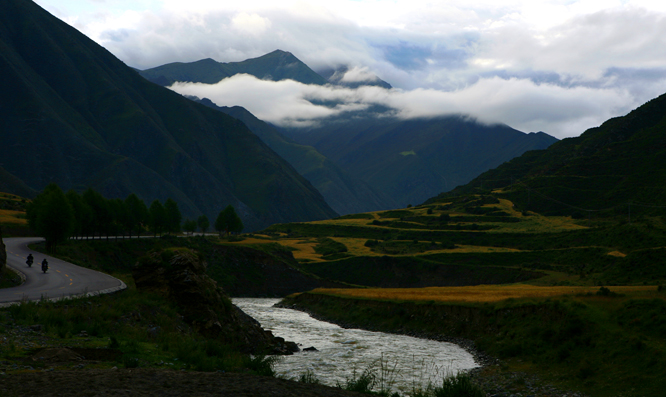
140, 50, 329, 87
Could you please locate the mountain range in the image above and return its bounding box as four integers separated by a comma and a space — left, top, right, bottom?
141, 52, 558, 210
0, 0, 336, 231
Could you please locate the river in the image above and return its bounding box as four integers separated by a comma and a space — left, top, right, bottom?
233, 298, 479, 394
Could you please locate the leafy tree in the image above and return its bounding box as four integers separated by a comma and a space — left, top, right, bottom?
183, 219, 197, 236
65, 190, 92, 240
229, 210, 244, 234
215, 205, 243, 237
149, 200, 166, 237
197, 215, 210, 234
108, 198, 129, 239
125, 193, 148, 238
27, 184, 74, 252
83, 188, 110, 239
164, 198, 182, 235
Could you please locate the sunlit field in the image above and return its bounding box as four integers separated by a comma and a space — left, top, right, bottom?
307, 198, 586, 234
311, 284, 658, 303
0, 209, 26, 224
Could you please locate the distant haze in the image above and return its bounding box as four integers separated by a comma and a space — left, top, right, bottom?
35, 0, 666, 138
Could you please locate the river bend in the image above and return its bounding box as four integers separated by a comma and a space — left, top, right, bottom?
233, 298, 478, 394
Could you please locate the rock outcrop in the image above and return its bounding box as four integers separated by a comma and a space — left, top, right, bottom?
132, 248, 297, 354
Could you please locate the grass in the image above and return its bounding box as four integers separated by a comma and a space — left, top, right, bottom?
0, 209, 27, 224
0, 288, 279, 375
310, 285, 658, 303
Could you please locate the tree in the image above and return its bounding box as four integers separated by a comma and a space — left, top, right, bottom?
229, 210, 244, 234
65, 190, 92, 240
125, 193, 148, 238
82, 188, 110, 239
164, 198, 182, 235
108, 198, 129, 239
27, 184, 74, 253
215, 205, 243, 237
149, 200, 166, 237
183, 219, 197, 236
197, 215, 210, 234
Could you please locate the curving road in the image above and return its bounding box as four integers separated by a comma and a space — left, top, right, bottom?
1, 237, 126, 306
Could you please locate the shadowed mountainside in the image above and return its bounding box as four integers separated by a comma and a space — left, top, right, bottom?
194, 99, 399, 215
284, 116, 558, 207
0, 0, 337, 231
432, 92, 666, 217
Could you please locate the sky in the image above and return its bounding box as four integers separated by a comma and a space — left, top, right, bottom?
34, 0, 666, 138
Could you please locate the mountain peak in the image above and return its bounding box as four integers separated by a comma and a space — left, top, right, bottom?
141, 50, 329, 86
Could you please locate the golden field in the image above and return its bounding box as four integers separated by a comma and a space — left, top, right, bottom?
0, 209, 27, 224
311, 284, 658, 303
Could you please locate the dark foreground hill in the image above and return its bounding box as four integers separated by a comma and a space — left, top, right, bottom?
0, 0, 336, 230
434, 92, 666, 217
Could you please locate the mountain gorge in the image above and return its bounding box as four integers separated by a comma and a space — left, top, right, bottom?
0, 0, 336, 231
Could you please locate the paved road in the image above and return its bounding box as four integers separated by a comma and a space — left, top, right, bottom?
1, 237, 126, 306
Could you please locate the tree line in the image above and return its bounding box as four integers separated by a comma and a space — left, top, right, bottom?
26, 183, 243, 252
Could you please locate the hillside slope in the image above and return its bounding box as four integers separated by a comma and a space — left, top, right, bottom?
0, 0, 336, 230
194, 99, 399, 214
435, 93, 666, 216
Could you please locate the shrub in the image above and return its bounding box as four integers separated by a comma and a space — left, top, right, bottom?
431, 372, 485, 397
339, 366, 377, 393
298, 370, 321, 384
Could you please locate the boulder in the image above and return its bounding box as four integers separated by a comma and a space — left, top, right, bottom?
132, 247, 293, 354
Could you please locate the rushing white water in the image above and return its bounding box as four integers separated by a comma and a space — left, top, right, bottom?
233, 298, 479, 394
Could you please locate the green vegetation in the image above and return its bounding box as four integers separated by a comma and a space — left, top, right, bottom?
26, 185, 185, 251
0, 290, 278, 375
313, 237, 348, 257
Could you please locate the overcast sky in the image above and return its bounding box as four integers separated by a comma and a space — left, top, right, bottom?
35, 0, 666, 138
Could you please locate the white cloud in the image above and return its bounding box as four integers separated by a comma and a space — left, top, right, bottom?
169, 74, 652, 138
231, 13, 272, 36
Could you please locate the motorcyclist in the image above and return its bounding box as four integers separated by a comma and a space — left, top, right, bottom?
26, 253, 34, 267
41, 258, 48, 273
